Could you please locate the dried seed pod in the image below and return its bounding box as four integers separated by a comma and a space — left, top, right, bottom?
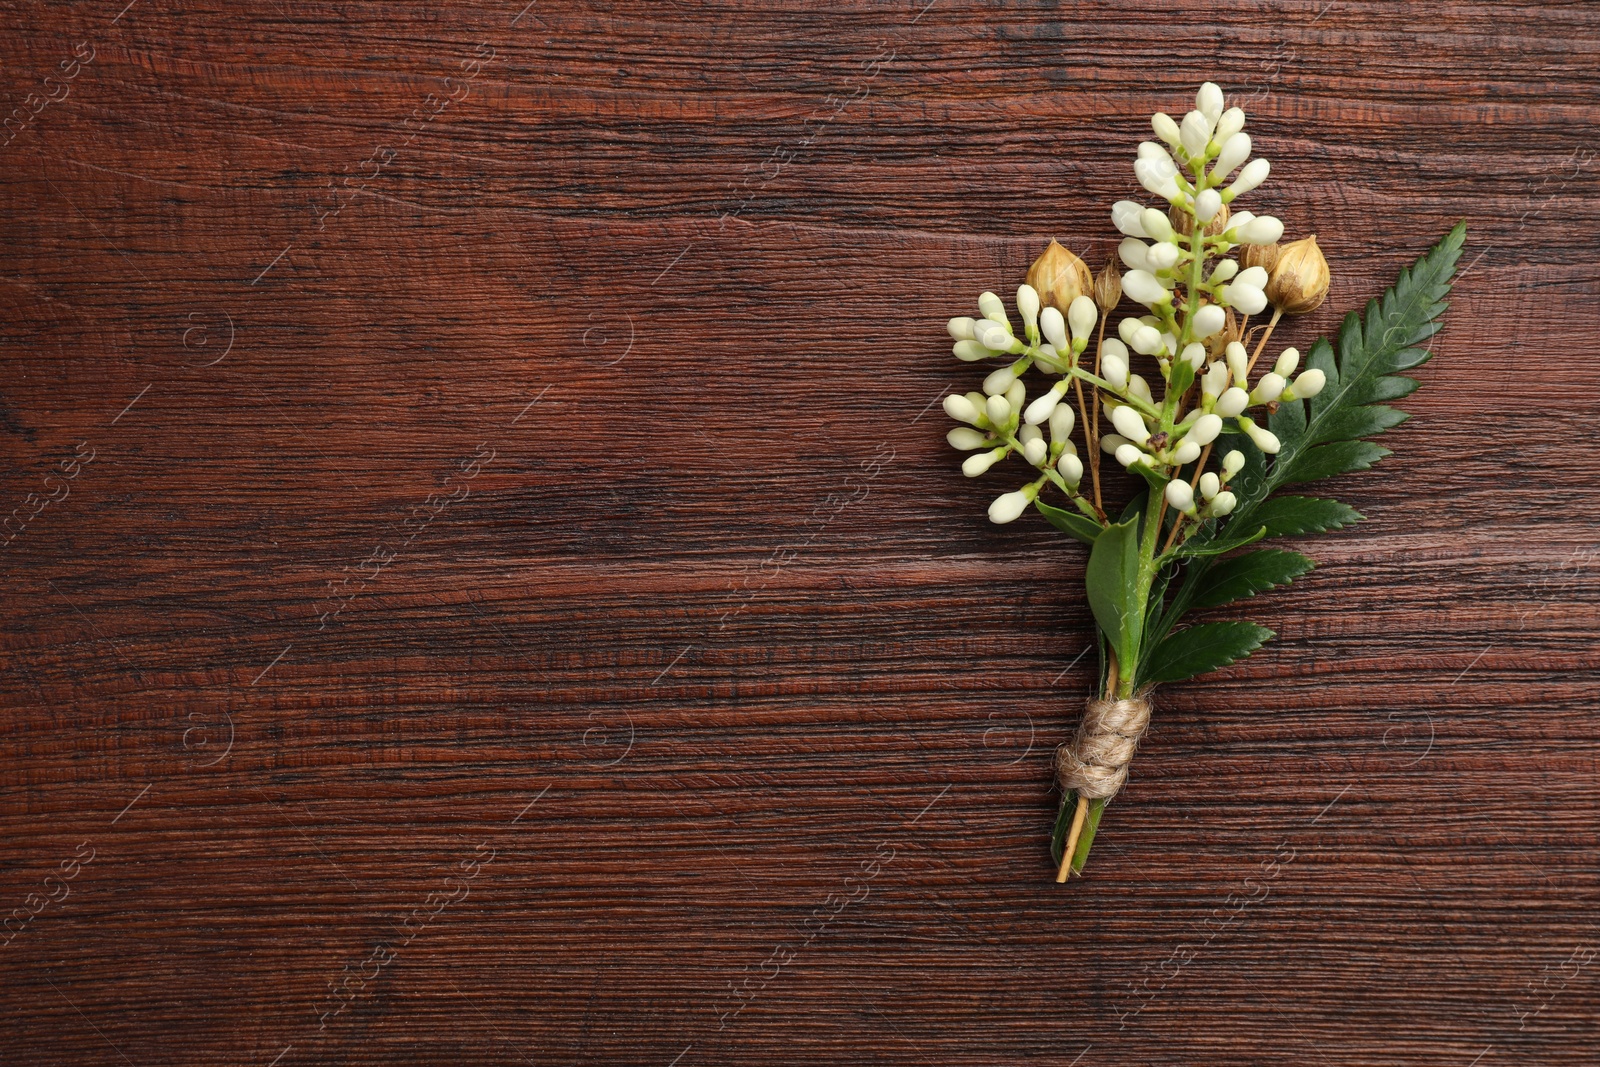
1265, 234, 1331, 315
1025, 239, 1093, 314
1094, 257, 1122, 313
1239, 240, 1282, 277
1168, 200, 1231, 237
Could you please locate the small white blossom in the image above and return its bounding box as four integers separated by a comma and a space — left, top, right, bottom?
1135, 157, 1180, 201
1191, 304, 1226, 339
1250, 372, 1286, 405
1238, 415, 1281, 454
1068, 295, 1098, 342
948, 316, 977, 341
1112, 200, 1150, 238
1058, 452, 1083, 485
1225, 157, 1270, 200
1016, 284, 1041, 336
1193, 187, 1222, 223
1179, 110, 1211, 157
1199, 471, 1221, 500
1040, 306, 1068, 351
1274, 347, 1301, 377
944, 394, 982, 424
1215, 107, 1245, 143
1049, 404, 1075, 443
1151, 111, 1182, 148
953, 340, 990, 362
964, 447, 1007, 477
1139, 207, 1176, 243
985, 394, 1011, 426
1114, 443, 1144, 468
1171, 440, 1201, 464
988, 488, 1032, 524
947, 427, 988, 450
1102, 351, 1129, 391
1100, 433, 1129, 455
1180, 342, 1206, 370
1292, 368, 1327, 398
1110, 404, 1150, 443
977, 291, 1008, 324
1023, 437, 1048, 466
1024, 380, 1070, 425
1196, 82, 1225, 126
1213, 387, 1249, 417
1222, 450, 1246, 478
1166, 479, 1197, 514
1122, 270, 1170, 308
1212, 132, 1251, 179
1186, 412, 1223, 446
1209, 490, 1238, 516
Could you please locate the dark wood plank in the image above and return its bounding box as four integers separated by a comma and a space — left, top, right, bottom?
2, 0, 1597, 1063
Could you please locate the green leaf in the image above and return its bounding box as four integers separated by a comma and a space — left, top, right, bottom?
1226, 223, 1465, 531
1085, 518, 1143, 672
1143, 621, 1275, 686
1250, 495, 1364, 536
1189, 549, 1315, 611
1279, 440, 1391, 485
1035, 500, 1102, 545
1175, 523, 1267, 558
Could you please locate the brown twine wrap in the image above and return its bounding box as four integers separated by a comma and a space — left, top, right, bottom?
1055, 692, 1152, 800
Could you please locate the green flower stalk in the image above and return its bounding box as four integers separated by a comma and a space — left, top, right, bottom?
936, 83, 1465, 882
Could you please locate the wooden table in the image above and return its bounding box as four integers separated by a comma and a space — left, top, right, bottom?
2, 1, 1596, 1063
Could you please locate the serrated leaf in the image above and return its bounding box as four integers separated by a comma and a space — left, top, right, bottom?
1249, 495, 1364, 536
1176, 523, 1267, 558
1189, 549, 1315, 610
1142, 621, 1274, 686
1085, 518, 1143, 673
1279, 440, 1391, 485
1035, 500, 1102, 545
1225, 223, 1465, 531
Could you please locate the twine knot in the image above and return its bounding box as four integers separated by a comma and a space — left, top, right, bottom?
1055, 692, 1152, 800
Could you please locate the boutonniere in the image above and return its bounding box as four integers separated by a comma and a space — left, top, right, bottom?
937, 83, 1465, 881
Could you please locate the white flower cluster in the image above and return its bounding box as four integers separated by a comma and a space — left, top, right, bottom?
941, 82, 1328, 533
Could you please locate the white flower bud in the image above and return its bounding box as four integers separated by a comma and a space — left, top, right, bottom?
1190, 304, 1226, 339
1209, 490, 1237, 516
1222, 280, 1268, 316
1024, 381, 1068, 425
947, 316, 977, 341
1274, 347, 1301, 377
1039, 305, 1068, 352
1138, 140, 1177, 168
947, 427, 988, 450
1186, 412, 1223, 446
1194, 187, 1222, 223
1212, 132, 1251, 178
1135, 157, 1179, 201
1023, 437, 1048, 466
1117, 317, 1142, 345
977, 291, 1007, 324
1110, 404, 1150, 443
1005, 379, 1025, 411
1239, 416, 1281, 454
977, 321, 1013, 351
1292, 368, 1327, 398
1166, 479, 1196, 514
983, 366, 1016, 396
1100, 433, 1129, 455
1213, 387, 1249, 417
1068, 295, 1098, 341
1147, 242, 1181, 271
1049, 403, 1075, 442
1122, 270, 1170, 308
1181, 342, 1206, 370
985, 394, 1011, 426
1101, 336, 1129, 361
988, 489, 1030, 524
1057, 452, 1083, 485
1112, 200, 1150, 238
1016, 284, 1041, 335
1171, 440, 1201, 465
1118, 237, 1154, 272
963, 447, 1006, 477
1199, 471, 1220, 500
1210, 259, 1238, 283
1225, 341, 1249, 385
953, 340, 989, 362
1251, 372, 1286, 404
1196, 82, 1224, 126
1114, 443, 1144, 468
1128, 373, 1155, 405
1222, 450, 1245, 478
1215, 107, 1245, 143
1102, 353, 1129, 391
1151, 111, 1182, 148
1236, 265, 1269, 289
1225, 157, 1270, 199
1179, 110, 1211, 157
1130, 324, 1164, 355
944, 394, 982, 424
1139, 208, 1175, 243
1018, 423, 1041, 446
1202, 361, 1229, 398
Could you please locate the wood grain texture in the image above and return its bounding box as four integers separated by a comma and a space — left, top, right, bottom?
1, 0, 1597, 1063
